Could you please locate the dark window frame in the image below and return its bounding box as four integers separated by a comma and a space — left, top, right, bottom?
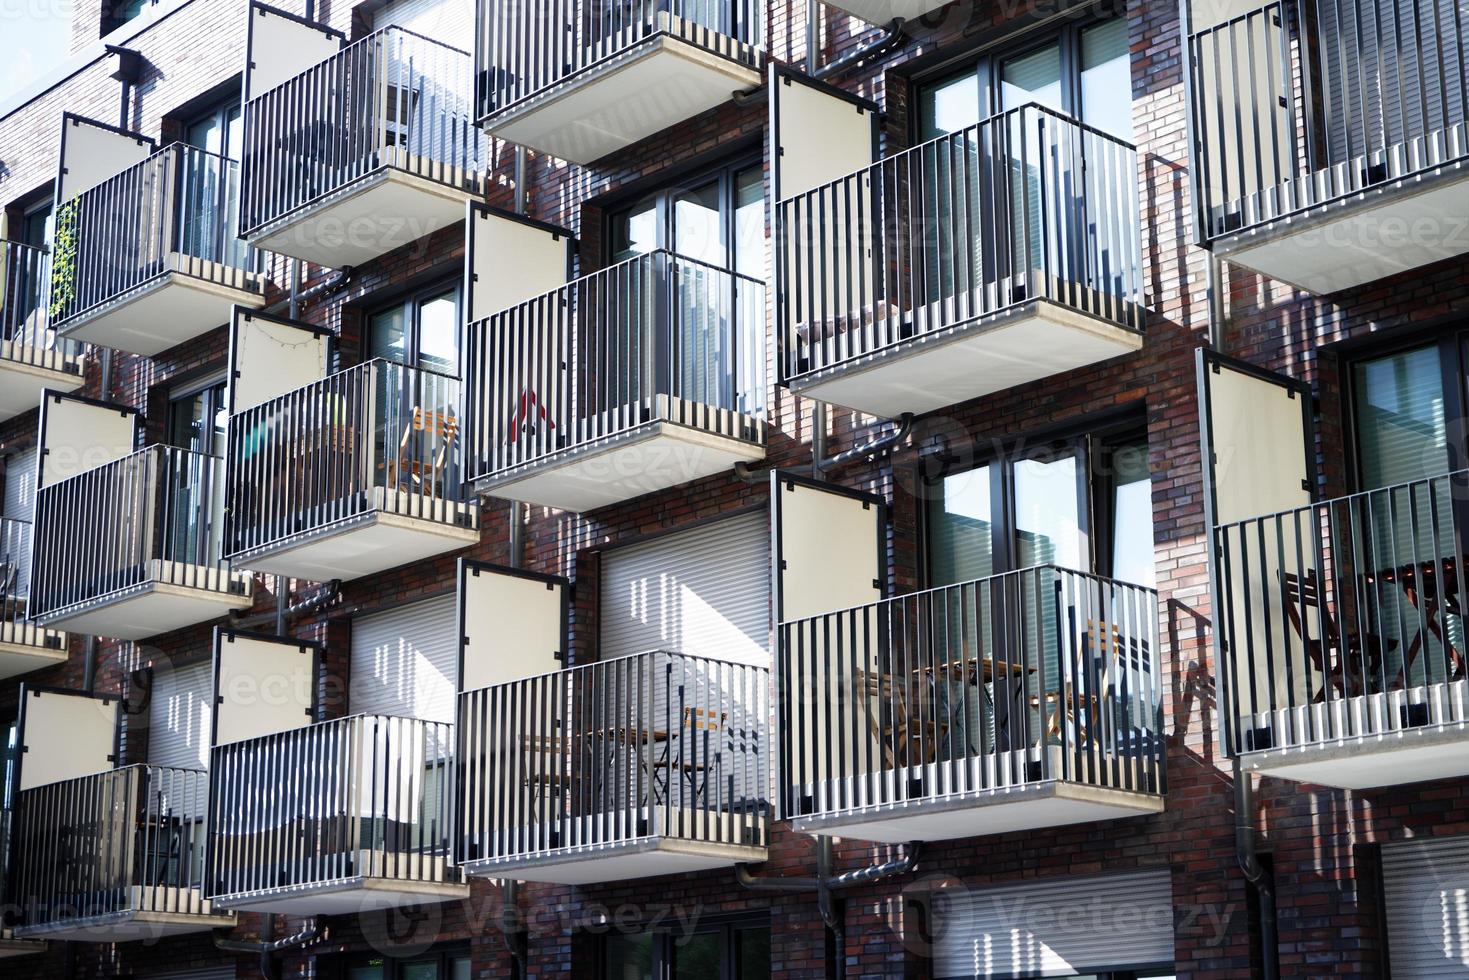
338, 945, 472, 979
603, 153, 763, 269
917, 412, 1151, 589
166, 374, 229, 456
596, 915, 771, 980
365, 278, 463, 376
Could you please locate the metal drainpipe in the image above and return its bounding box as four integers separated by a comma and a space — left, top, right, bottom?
262, 268, 350, 318
1234, 757, 1280, 980
811, 402, 828, 481
815, 413, 914, 474
814, 19, 906, 81
214, 916, 324, 980
1206, 252, 1225, 350
99, 349, 113, 403
81, 635, 97, 692
288, 259, 301, 319
274, 575, 287, 635
806, 0, 818, 73
817, 836, 844, 980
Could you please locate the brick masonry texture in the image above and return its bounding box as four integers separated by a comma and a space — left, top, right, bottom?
1, 0, 1467, 976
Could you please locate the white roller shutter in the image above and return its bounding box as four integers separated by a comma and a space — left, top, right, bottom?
1384, 835, 1469, 977
148, 659, 212, 772
600, 510, 770, 667
351, 593, 458, 723
933, 868, 1175, 979
370, 0, 472, 46
2, 447, 37, 598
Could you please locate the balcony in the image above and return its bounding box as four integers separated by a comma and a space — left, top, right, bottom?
240, 27, 484, 268
49, 143, 266, 356
456, 651, 769, 884
477, 0, 764, 164
207, 714, 467, 913
29, 446, 252, 640
0, 518, 67, 679
225, 360, 479, 581
777, 104, 1144, 419
1215, 470, 1469, 788
1186, 0, 1469, 293
778, 566, 1164, 842
464, 250, 765, 512
8, 765, 235, 941
0, 241, 84, 420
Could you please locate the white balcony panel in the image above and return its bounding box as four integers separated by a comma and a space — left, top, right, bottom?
1217, 165, 1469, 294
210, 875, 469, 915
57, 263, 265, 357
36, 564, 252, 641
789, 301, 1143, 418
229, 499, 479, 582
0, 622, 67, 679
12, 904, 234, 942
247, 166, 475, 269
487, 35, 762, 165
0, 353, 84, 421
461, 832, 767, 887
475, 416, 764, 512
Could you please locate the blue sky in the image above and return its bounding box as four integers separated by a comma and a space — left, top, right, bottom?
3, 2, 74, 104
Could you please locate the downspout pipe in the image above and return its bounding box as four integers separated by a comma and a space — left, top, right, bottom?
1235, 757, 1280, 980
262, 268, 351, 318
815, 413, 914, 474
496, 879, 528, 977
214, 917, 324, 980
230, 580, 341, 630
814, 19, 906, 80
735, 838, 922, 892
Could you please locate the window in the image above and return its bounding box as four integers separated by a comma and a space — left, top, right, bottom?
608, 159, 764, 275
368, 282, 461, 376
165, 376, 227, 566
168, 377, 228, 458
602, 921, 770, 980
916, 16, 1134, 141
344, 950, 470, 980
17, 199, 52, 249
924, 424, 1154, 589
1351, 342, 1452, 491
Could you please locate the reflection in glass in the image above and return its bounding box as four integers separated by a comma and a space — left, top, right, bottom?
927, 465, 994, 588
1014, 453, 1083, 571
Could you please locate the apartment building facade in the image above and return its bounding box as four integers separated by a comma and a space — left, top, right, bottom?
0, 0, 1464, 975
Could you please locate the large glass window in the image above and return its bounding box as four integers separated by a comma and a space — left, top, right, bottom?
1353, 344, 1450, 489
368, 283, 461, 376
925, 426, 1154, 589
346, 951, 471, 979
602, 921, 769, 980
608, 159, 764, 272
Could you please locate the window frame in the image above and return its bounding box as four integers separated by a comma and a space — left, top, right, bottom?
603, 154, 764, 270
918, 414, 1151, 590
597, 915, 771, 980
338, 946, 472, 980
165, 372, 229, 457
365, 278, 463, 376
910, 12, 1130, 143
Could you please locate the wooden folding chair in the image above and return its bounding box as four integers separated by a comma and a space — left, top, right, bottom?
393, 407, 458, 492
1282, 570, 1394, 700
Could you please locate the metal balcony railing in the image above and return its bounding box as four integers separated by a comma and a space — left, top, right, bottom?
9, 766, 213, 930
1186, 0, 1469, 242
1215, 469, 1469, 755
777, 103, 1143, 385
455, 650, 769, 865
29, 446, 236, 621
206, 714, 458, 900
48, 143, 256, 328
463, 249, 765, 482
240, 26, 483, 238
225, 360, 472, 560
477, 0, 765, 121
777, 566, 1163, 819
1, 240, 81, 367
0, 516, 33, 619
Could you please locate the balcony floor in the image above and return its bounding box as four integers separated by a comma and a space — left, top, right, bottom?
36, 563, 253, 641
12, 908, 235, 943
789, 779, 1163, 845
58, 261, 265, 357
1238, 682, 1469, 789
462, 835, 768, 887
248, 164, 477, 268
0, 348, 84, 421
816, 0, 954, 22
0, 619, 68, 679
486, 31, 762, 165
1215, 159, 1469, 294
212, 877, 469, 915
788, 299, 1142, 418
476, 416, 765, 512
229, 496, 479, 581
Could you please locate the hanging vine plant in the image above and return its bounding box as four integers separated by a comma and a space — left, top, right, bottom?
48, 198, 80, 322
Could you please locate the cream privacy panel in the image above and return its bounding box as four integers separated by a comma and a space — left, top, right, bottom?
459, 562, 565, 693
774, 475, 883, 624
212, 630, 316, 746
37, 393, 136, 487
467, 205, 570, 323
772, 68, 876, 201
57, 115, 153, 202
229, 309, 330, 414
246, 3, 343, 98
17, 687, 117, 791
1206, 359, 1311, 525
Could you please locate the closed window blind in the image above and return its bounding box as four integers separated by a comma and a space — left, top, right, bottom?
148, 659, 212, 772
1383, 835, 1469, 978
351, 593, 458, 723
